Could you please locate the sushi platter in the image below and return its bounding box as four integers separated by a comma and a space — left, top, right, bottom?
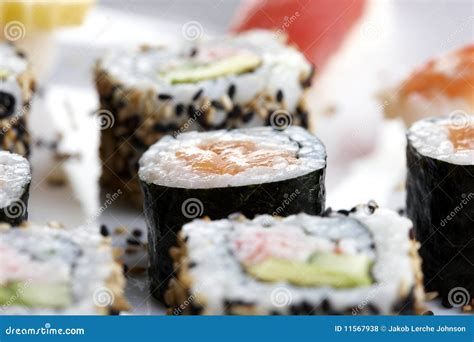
0, 1, 472, 317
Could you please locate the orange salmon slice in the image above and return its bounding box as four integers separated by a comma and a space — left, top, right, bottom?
175, 140, 298, 175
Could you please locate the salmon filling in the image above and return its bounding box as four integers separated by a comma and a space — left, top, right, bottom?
448, 124, 474, 151
175, 140, 298, 175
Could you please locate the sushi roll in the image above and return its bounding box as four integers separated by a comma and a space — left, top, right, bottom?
383, 45, 474, 126
0, 43, 35, 157
166, 203, 425, 315
0, 151, 31, 226
0, 223, 128, 315
139, 126, 326, 300
406, 116, 473, 305
95, 30, 313, 203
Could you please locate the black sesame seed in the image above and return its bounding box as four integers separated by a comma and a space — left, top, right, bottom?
0, 91, 16, 119
188, 105, 199, 120
188, 261, 197, 268
158, 93, 173, 100
192, 89, 203, 101
227, 84, 236, 99
175, 103, 185, 116
242, 111, 254, 123
123, 264, 129, 273
337, 209, 350, 216
228, 105, 241, 118
132, 229, 142, 238
276, 89, 284, 102
190, 47, 198, 57
126, 238, 141, 246
100, 224, 109, 237
367, 304, 380, 314
321, 299, 331, 312
49, 141, 58, 150
367, 200, 378, 213
211, 100, 224, 110
16, 51, 26, 59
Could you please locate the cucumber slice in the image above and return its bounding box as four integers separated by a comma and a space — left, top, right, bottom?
163, 54, 261, 84
3, 282, 72, 308
247, 253, 373, 288
0, 285, 15, 305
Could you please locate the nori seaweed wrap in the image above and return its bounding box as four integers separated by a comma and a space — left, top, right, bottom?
166, 203, 425, 315
0, 151, 30, 225
139, 126, 326, 300
406, 115, 473, 304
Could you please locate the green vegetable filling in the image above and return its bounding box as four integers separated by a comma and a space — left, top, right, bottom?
161, 54, 262, 84
247, 253, 373, 288
0, 281, 72, 308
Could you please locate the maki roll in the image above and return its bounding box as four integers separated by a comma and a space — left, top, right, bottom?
383, 45, 473, 126
95, 30, 313, 202
406, 116, 473, 304
139, 126, 326, 300
0, 223, 128, 315
0, 151, 31, 226
0, 43, 35, 157
166, 203, 424, 315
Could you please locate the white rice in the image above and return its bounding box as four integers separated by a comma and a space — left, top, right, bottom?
139, 126, 326, 189
408, 116, 473, 165
0, 151, 30, 208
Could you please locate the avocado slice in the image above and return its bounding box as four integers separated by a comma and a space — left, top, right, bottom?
247, 253, 373, 288
0, 282, 72, 308
163, 54, 262, 84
